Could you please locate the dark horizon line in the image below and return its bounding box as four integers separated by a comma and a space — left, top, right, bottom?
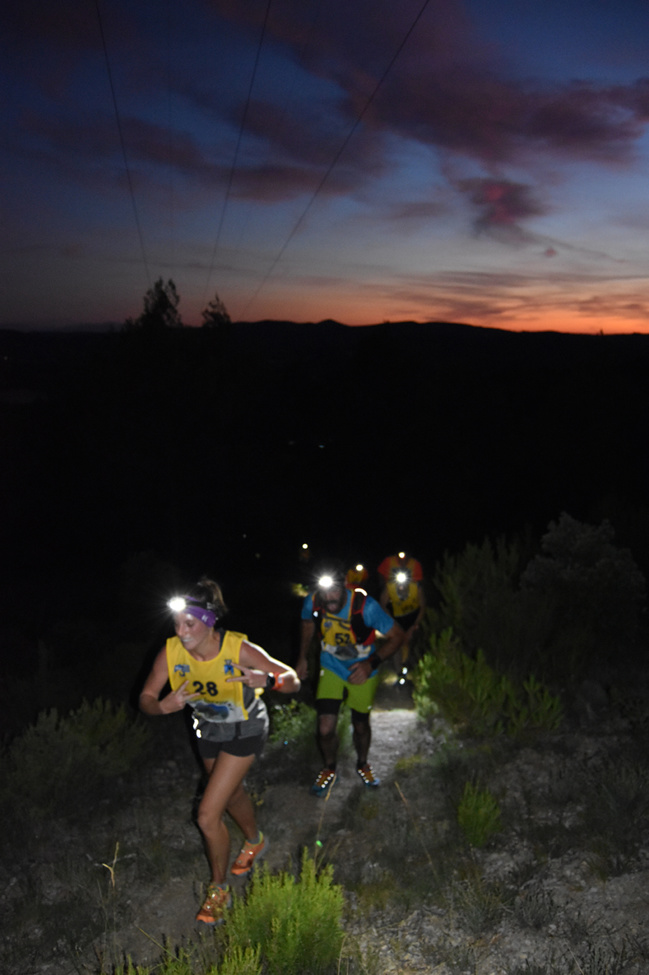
0, 318, 638, 337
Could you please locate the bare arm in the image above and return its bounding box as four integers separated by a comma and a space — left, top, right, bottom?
348, 622, 405, 685
139, 647, 200, 716
295, 619, 316, 680
379, 621, 406, 661
228, 641, 301, 693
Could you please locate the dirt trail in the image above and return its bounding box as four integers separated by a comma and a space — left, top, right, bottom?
107, 683, 425, 971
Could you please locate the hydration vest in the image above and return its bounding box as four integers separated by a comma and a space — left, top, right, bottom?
312, 588, 375, 654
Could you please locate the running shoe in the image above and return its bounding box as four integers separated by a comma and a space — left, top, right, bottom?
356, 763, 380, 788
231, 832, 267, 876
196, 883, 231, 925
310, 767, 337, 797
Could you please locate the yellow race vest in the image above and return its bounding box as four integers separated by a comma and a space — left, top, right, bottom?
166, 630, 250, 724
386, 580, 419, 618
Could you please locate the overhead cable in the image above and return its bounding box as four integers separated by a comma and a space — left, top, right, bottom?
94, 0, 151, 289
202, 0, 274, 306
237, 0, 434, 320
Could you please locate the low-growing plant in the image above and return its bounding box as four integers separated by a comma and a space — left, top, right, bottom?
268, 699, 318, 748
412, 629, 512, 734
567, 939, 634, 975
507, 673, 563, 735
448, 870, 508, 935
514, 885, 556, 929
393, 752, 428, 774
510, 961, 564, 975
1, 698, 151, 820
266, 699, 352, 776
226, 850, 344, 975
218, 944, 263, 975
576, 758, 649, 876
522, 513, 646, 674
431, 516, 647, 688
456, 781, 502, 847
412, 628, 561, 737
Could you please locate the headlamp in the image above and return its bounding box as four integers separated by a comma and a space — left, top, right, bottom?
168, 595, 217, 628
318, 574, 335, 590
395, 571, 409, 584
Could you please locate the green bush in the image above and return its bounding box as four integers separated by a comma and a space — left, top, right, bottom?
433, 535, 537, 679
431, 516, 647, 687
412, 628, 562, 737
112, 943, 262, 975
268, 699, 318, 748
448, 868, 508, 934
457, 782, 502, 847
1, 698, 151, 819
413, 630, 509, 735
227, 850, 344, 975
521, 512, 646, 674
267, 699, 352, 764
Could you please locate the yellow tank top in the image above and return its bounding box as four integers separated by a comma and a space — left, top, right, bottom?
386, 580, 419, 617
166, 630, 250, 724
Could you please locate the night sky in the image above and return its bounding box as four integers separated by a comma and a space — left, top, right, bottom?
4, 0, 649, 332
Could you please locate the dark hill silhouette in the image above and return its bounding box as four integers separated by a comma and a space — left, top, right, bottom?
1, 320, 648, 611
1, 319, 648, 739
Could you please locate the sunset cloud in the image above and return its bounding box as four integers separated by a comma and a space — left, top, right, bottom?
4, 0, 649, 330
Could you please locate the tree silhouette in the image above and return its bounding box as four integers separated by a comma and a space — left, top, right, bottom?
125, 278, 182, 331
201, 292, 231, 329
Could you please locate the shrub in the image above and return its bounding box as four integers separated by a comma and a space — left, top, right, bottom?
521, 512, 646, 675
506, 674, 563, 736
227, 850, 344, 975
513, 885, 556, 929
449, 870, 508, 935
111, 943, 262, 975
457, 781, 502, 847
412, 628, 561, 737
268, 699, 318, 748
413, 630, 510, 735
267, 699, 351, 763
433, 535, 536, 678
431, 515, 647, 687
1, 698, 151, 819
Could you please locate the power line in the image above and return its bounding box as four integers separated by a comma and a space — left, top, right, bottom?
94, 0, 151, 289
202, 0, 273, 307
237, 0, 435, 321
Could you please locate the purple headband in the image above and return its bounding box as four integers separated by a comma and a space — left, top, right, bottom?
183, 604, 217, 627
169, 595, 217, 628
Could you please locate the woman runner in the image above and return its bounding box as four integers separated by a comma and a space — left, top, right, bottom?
139, 577, 300, 924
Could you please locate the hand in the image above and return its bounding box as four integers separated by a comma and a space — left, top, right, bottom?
160, 680, 200, 714
295, 657, 308, 681
226, 664, 267, 689
348, 658, 373, 685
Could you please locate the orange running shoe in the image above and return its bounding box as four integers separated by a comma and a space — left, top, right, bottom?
196, 883, 231, 925
310, 767, 337, 797
356, 763, 380, 788
231, 832, 267, 876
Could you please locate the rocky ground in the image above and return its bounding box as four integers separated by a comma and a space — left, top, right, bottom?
3, 678, 649, 975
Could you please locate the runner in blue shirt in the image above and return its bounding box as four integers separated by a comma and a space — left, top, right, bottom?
296, 566, 404, 796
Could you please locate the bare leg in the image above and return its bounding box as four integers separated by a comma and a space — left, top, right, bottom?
198, 751, 256, 883
316, 712, 339, 767
352, 715, 371, 766
226, 780, 258, 843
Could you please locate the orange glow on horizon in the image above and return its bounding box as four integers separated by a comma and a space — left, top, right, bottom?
164, 289, 649, 337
